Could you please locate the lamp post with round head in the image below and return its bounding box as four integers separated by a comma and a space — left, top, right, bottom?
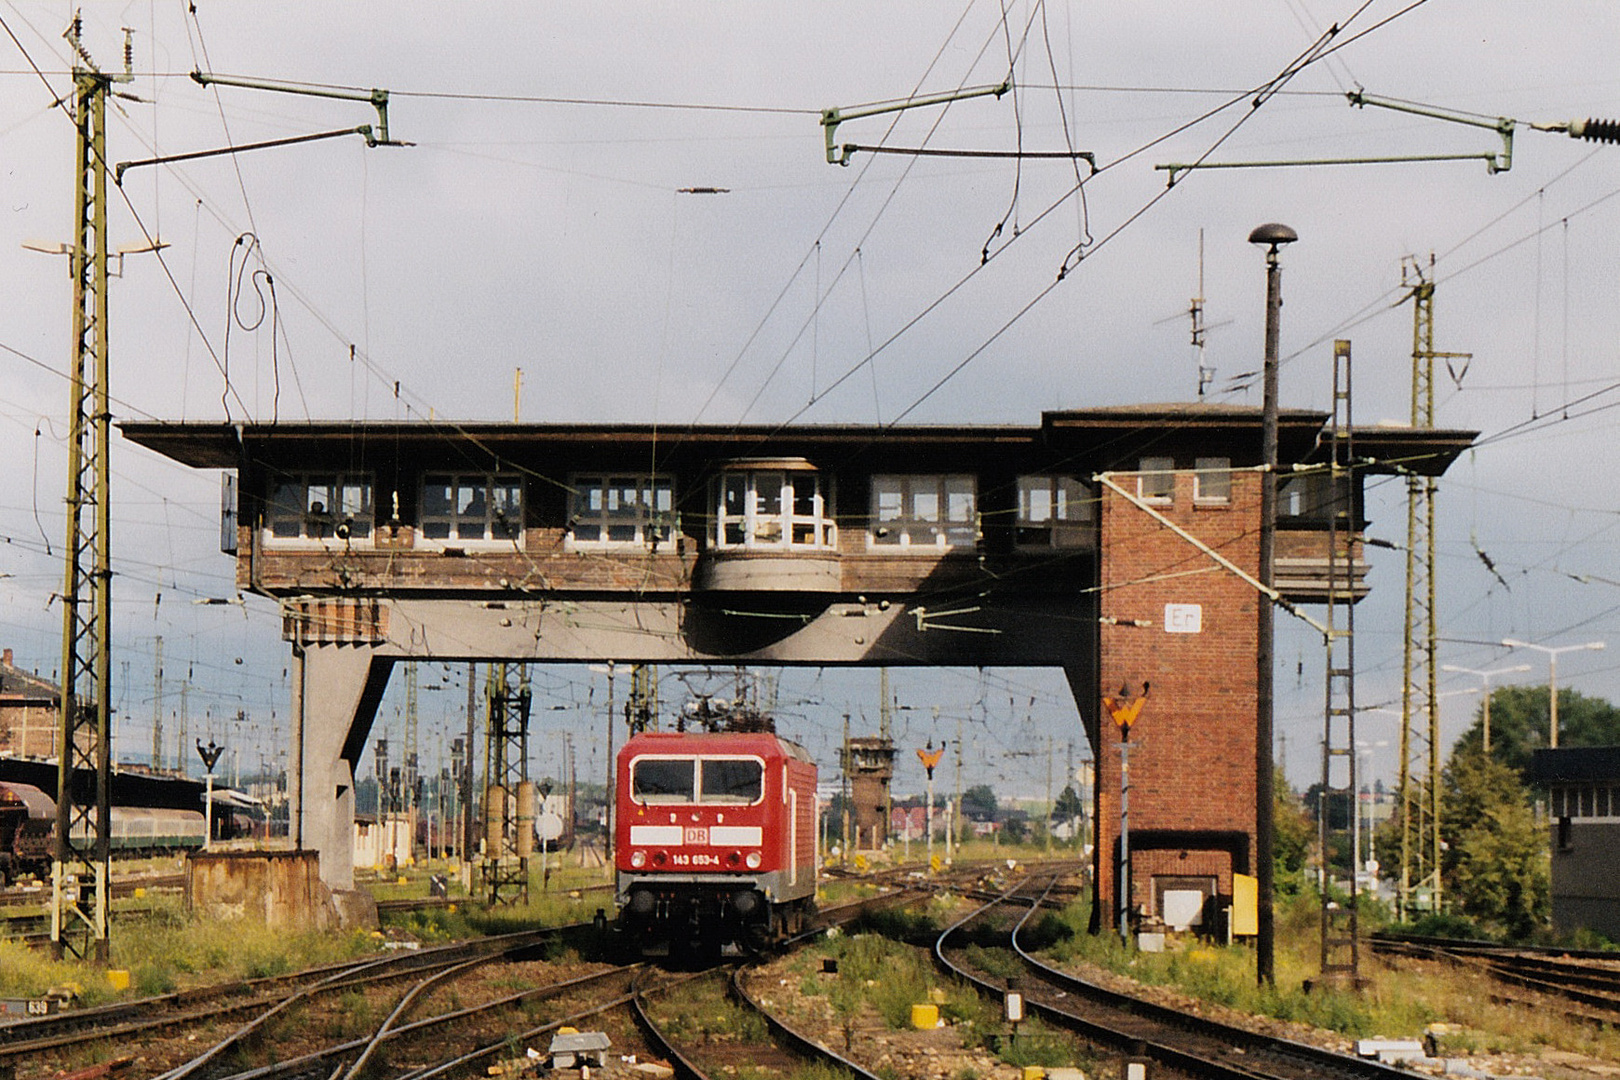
1249, 222, 1296, 987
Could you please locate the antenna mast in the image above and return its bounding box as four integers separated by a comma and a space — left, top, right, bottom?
1191, 230, 1213, 397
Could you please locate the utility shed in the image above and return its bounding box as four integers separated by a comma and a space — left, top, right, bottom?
1528, 746, 1620, 939
121, 407, 1474, 930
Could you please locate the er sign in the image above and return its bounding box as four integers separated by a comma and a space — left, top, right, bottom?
1164, 603, 1202, 634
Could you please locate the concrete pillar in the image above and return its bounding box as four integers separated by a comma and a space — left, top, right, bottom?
291, 643, 392, 890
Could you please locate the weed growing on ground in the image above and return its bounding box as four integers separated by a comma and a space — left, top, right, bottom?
0, 898, 381, 1006
788, 1065, 859, 1080
1037, 889, 1620, 1061
648, 975, 766, 1045
992, 1021, 1084, 1069
133, 961, 176, 997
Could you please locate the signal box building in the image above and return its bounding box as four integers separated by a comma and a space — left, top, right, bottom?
122, 406, 1472, 924
1529, 746, 1620, 940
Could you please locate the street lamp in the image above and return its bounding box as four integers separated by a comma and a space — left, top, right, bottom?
1499, 639, 1606, 748
538, 778, 554, 889
1353, 739, 1389, 890
1441, 663, 1532, 753
1250, 221, 1296, 987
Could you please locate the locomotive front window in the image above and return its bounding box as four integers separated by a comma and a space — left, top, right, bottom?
632, 758, 696, 803
700, 759, 763, 804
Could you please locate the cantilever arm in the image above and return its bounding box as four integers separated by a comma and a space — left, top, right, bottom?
191, 71, 410, 147
821, 80, 1011, 165
1346, 90, 1514, 173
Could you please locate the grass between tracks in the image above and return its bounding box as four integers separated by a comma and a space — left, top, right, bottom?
781, 898, 1102, 1075
0, 895, 380, 1006
1028, 890, 1620, 1063
0, 859, 612, 1009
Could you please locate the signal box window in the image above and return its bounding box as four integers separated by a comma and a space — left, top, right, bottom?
715, 468, 835, 549
266, 474, 373, 542
421, 474, 523, 542
1137, 457, 1174, 503
1016, 475, 1093, 548
1194, 457, 1232, 504
870, 475, 977, 549
570, 475, 674, 547
1278, 472, 1354, 525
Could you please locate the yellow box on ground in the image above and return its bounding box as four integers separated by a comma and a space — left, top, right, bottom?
1232, 873, 1258, 937
910, 1003, 939, 1029
107, 970, 130, 992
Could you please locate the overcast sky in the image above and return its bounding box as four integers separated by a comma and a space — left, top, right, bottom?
2, 1, 1618, 799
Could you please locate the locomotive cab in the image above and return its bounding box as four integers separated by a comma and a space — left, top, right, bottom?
615, 730, 817, 957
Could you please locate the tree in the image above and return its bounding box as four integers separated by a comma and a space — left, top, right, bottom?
960, 783, 998, 822
1273, 770, 1315, 887
1452, 685, 1620, 775
1442, 748, 1549, 938
1052, 783, 1086, 840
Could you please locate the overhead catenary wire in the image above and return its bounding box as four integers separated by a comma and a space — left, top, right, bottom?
6, 2, 1613, 777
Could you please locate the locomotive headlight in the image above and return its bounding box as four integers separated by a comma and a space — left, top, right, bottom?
630, 850, 646, 868
745, 852, 762, 869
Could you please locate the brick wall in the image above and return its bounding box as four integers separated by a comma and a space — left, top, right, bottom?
1094, 468, 1260, 928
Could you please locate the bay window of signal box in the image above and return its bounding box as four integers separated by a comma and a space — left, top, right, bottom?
714, 469, 835, 549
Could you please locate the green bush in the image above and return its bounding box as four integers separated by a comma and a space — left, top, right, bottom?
992, 1021, 1078, 1069
1397, 912, 1487, 941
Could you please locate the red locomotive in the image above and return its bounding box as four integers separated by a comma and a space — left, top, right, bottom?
615, 727, 818, 955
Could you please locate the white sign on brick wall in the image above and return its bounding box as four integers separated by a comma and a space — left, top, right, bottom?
1164, 603, 1202, 634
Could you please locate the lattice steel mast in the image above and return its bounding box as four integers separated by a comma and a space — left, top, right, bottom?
1397, 256, 1464, 919
1320, 341, 1358, 978
52, 21, 133, 962
483, 663, 532, 905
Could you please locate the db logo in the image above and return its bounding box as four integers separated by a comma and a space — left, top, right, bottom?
684, 827, 710, 845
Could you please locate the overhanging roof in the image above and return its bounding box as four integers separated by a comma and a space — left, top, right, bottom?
118, 411, 1476, 475
117, 420, 1045, 470
1332, 424, 1478, 477
1528, 746, 1620, 784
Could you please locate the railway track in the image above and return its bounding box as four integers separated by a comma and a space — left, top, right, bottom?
5, 877, 937, 1080
0, 872, 184, 909
1372, 933, 1620, 1024
149, 890, 919, 1080
631, 966, 886, 1080
0, 924, 589, 1079
936, 873, 1419, 1080
180, 959, 645, 1080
